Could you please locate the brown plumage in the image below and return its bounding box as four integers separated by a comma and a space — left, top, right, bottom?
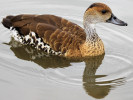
2, 3, 127, 58
2, 14, 86, 56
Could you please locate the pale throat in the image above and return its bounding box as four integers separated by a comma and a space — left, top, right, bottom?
83, 20, 99, 42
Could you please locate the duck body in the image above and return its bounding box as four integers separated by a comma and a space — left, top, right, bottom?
2, 3, 127, 58
2, 14, 104, 58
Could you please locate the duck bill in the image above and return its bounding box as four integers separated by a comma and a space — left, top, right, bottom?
106, 14, 127, 26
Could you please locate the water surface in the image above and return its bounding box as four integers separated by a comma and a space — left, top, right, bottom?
0, 0, 133, 100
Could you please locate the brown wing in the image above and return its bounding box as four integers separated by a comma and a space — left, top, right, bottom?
4, 14, 86, 53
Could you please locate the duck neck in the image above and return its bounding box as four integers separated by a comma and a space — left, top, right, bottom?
83, 21, 99, 42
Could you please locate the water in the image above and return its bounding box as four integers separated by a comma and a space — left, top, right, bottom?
0, 0, 133, 100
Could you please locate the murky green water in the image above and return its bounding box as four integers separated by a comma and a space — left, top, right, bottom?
0, 0, 133, 100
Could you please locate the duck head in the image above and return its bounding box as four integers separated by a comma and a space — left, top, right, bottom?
84, 3, 127, 26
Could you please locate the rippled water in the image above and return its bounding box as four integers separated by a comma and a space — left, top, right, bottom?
0, 0, 133, 100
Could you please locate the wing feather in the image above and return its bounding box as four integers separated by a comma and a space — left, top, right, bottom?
9, 14, 86, 53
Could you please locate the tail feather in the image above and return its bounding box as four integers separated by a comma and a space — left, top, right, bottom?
2, 15, 14, 29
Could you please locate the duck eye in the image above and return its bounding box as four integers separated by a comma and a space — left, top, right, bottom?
101, 10, 107, 14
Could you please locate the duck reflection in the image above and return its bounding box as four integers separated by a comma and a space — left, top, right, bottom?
83, 56, 110, 99
83, 54, 125, 99
7, 38, 72, 68
6, 38, 125, 99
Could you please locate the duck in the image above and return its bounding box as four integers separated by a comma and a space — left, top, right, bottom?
2, 3, 127, 58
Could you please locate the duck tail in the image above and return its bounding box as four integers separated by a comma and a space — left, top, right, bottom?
2, 15, 14, 29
